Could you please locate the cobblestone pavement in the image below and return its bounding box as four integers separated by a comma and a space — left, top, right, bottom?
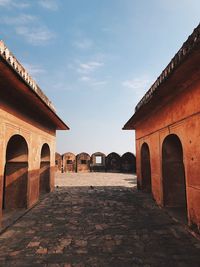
0, 173, 200, 266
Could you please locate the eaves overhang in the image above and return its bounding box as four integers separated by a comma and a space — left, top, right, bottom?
0, 40, 69, 130
123, 23, 200, 130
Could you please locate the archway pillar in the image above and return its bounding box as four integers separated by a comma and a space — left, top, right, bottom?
50, 140, 55, 192
26, 137, 41, 208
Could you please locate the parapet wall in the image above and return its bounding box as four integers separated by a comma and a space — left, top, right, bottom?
55, 152, 136, 174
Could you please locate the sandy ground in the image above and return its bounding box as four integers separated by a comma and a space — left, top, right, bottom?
55, 172, 137, 187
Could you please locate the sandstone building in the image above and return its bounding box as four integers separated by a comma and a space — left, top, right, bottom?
106, 152, 121, 173
76, 152, 91, 172
57, 151, 136, 174
0, 41, 68, 227
121, 152, 136, 173
123, 25, 200, 231
63, 152, 76, 173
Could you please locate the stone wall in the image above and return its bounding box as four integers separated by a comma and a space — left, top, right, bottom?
56, 152, 136, 174
0, 40, 68, 228
124, 24, 200, 232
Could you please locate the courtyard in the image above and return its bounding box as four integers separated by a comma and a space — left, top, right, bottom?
0, 173, 200, 266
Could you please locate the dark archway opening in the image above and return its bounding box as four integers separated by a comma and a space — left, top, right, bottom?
106, 153, 121, 173
141, 143, 152, 193
2, 135, 28, 224
39, 144, 50, 197
162, 134, 187, 222
121, 152, 136, 173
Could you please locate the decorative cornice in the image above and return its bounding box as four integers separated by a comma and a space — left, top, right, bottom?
0, 40, 56, 112
135, 23, 200, 112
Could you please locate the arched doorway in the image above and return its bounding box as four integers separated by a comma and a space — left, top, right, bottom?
3, 135, 28, 211
141, 143, 151, 192
39, 144, 50, 196
106, 152, 121, 173
121, 152, 136, 173
90, 152, 106, 172
162, 134, 187, 219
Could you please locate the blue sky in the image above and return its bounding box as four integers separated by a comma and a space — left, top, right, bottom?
0, 0, 200, 155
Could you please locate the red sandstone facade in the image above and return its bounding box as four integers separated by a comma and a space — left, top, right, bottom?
0, 41, 68, 227
123, 25, 200, 231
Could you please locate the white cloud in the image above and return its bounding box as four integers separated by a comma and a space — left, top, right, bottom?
38, 0, 59, 11
16, 26, 55, 45
80, 76, 91, 82
0, 0, 30, 8
122, 77, 152, 95
22, 63, 46, 79
73, 38, 93, 50
78, 61, 104, 74
14, 1, 30, 8
92, 80, 107, 86
80, 75, 107, 88
70, 59, 106, 88
0, 0, 11, 5
2, 13, 55, 45
2, 14, 36, 25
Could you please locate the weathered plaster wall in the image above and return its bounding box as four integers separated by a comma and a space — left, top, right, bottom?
76, 153, 90, 173
135, 78, 200, 229
63, 153, 76, 173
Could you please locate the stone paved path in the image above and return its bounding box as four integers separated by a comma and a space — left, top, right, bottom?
0, 173, 200, 266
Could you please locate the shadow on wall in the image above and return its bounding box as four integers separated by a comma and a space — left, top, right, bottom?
3, 135, 28, 211
1, 134, 52, 229
55, 152, 136, 174
40, 144, 51, 197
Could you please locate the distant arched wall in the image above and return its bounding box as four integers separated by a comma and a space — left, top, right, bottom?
121, 152, 136, 173
106, 152, 121, 173
63, 152, 76, 173
90, 152, 106, 172
76, 153, 90, 173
